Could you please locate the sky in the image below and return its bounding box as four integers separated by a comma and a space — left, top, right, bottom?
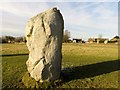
0, 1, 119, 40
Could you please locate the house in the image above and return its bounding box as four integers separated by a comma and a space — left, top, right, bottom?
95, 38, 109, 44
109, 36, 120, 44
87, 38, 108, 44
67, 38, 73, 43
73, 38, 82, 43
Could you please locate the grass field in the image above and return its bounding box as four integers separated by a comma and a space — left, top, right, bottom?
1, 43, 119, 89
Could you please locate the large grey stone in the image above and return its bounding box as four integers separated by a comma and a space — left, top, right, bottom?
25, 7, 64, 82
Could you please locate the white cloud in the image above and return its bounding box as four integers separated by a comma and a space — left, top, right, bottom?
0, 2, 50, 18
55, 2, 118, 40
59, 2, 118, 33
0, 2, 118, 39
0, 0, 119, 2
1, 2, 51, 36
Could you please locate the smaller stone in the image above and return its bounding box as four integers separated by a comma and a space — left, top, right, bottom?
22, 72, 37, 88
22, 72, 54, 88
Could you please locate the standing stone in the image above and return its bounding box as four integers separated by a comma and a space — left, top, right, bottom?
25, 7, 64, 82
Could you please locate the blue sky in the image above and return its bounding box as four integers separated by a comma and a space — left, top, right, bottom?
0, 1, 118, 40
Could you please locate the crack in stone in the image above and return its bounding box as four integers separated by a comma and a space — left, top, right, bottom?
34, 57, 45, 66
41, 16, 46, 34
27, 25, 34, 37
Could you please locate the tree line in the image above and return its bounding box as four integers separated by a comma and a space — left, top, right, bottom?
0, 36, 26, 43
0, 30, 70, 43
1, 30, 119, 44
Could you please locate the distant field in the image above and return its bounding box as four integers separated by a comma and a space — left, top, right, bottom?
1, 43, 119, 89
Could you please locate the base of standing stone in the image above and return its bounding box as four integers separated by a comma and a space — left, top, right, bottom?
22, 72, 62, 88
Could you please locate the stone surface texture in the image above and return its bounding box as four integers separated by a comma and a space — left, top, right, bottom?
25, 7, 64, 82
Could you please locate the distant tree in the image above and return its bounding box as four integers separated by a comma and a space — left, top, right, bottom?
88, 38, 94, 43
23, 37, 27, 43
2, 37, 7, 43
0, 36, 15, 43
98, 34, 103, 39
5, 36, 15, 42
0, 37, 7, 43
15, 37, 24, 42
0, 36, 27, 43
64, 30, 70, 38
63, 30, 70, 43
0, 37, 2, 43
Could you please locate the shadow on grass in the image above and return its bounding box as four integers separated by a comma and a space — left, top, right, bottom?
61, 60, 120, 83
1, 53, 28, 57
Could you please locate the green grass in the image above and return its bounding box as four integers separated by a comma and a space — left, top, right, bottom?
2, 56, 28, 88
2, 43, 28, 55
1, 43, 119, 89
